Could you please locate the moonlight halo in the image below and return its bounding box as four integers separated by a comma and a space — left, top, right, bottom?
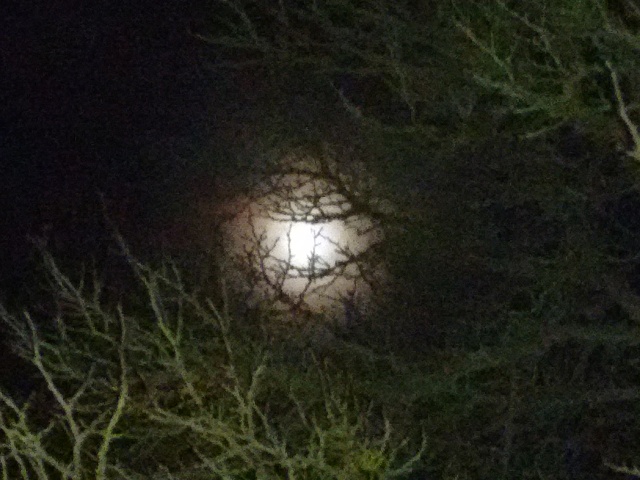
221, 153, 385, 316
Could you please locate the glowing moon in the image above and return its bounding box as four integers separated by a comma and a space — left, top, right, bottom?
288, 223, 322, 265
269, 221, 340, 272
214, 156, 386, 314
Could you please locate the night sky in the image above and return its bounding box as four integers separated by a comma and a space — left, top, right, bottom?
1, 0, 235, 298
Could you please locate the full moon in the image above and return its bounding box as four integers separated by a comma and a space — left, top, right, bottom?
269, 220, 342, 272
215, 155, 386, 315
289, 223, 320, 262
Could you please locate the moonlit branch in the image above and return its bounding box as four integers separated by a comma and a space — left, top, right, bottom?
220, 150, 386, 315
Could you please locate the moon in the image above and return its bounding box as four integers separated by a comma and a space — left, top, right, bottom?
288, 223, 323, 265
269, 221, 340, 272
215, 158, 386, 314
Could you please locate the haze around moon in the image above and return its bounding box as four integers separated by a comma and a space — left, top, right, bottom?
219, 157, 385, 316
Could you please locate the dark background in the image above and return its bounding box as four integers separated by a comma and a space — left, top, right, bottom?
1, 0, 230, 298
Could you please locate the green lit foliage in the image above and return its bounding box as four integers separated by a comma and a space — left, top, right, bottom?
204, 0, 640, 156
454, 0, 640, 157
0, 242, 423, 479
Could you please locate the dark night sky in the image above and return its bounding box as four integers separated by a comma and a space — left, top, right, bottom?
1, 0, 235, 297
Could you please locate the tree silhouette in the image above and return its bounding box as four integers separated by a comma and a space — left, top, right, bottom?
216, 148, 389, 321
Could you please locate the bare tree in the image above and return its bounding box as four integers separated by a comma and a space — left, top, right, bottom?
0, 241, 424, 479
197, 0, 477, 146
200, 0, 640, 156
453, 0, 640, 153
215, 147, 390, 322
